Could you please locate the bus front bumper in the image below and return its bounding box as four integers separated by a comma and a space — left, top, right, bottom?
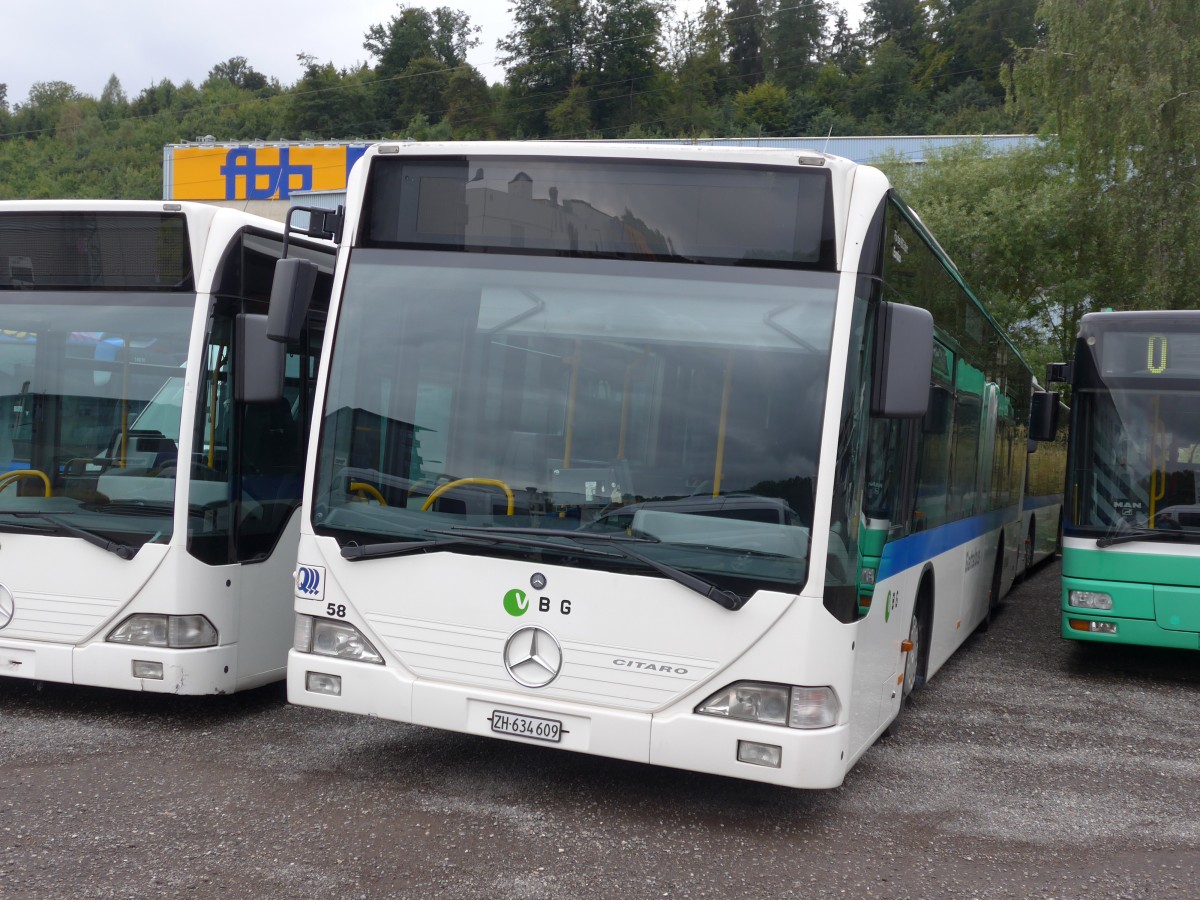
287, 650, 852, 789
0, 635, 245, 693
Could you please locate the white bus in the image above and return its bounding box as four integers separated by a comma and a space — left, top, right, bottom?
285, 143, 1038, 787
0, 200, 333, 693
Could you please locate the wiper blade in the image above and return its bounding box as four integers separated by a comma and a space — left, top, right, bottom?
1097, 528, 1190, 548
446, 526, 746, 611
602, 539, 746, 611
342, 535, 494, 561
428, 527, 623, 559
449, 524, 658, 544
6, 511, 135, 560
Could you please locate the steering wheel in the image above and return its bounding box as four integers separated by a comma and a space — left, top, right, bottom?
0, 469, 51, 497
420, 477, 514, 515
348, 481, 388, 506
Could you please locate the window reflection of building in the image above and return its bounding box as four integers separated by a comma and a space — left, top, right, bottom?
463, 170, 669, 257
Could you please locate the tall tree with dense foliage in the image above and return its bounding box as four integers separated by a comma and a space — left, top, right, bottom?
725, 0, 767, 88
585, 0, 667, 135
1012, 0, 1200, 324
764, 0, 829, 91
499, 0, 591, 136
364, 5, 481, 134
661, 0, 730, 134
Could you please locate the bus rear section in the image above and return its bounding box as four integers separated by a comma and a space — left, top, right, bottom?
1056, 310, 1200, 649
0, 201, 333, 692
288, 143, 1028, 787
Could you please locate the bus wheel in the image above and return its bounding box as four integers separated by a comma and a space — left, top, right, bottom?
979, 540, 1004, 632
1022, 520, 1035, 578
885, 603, 924, 740
902, 606, 922, 698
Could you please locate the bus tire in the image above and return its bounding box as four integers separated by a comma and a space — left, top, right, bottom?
1022, 520, 1036, 578
885, 578, 930, 739
979, 538, 1004, 632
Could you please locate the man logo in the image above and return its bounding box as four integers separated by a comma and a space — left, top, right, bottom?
503, 588, 530, 617
295, 565, 325, 601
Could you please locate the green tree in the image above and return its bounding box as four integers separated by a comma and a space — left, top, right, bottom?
764, 0, 828, 91
499, 0, 591, 137
365, 6, 481, 133
443, 67, 497, 137
207, 57, 269, 91
286, 55, 372, 138
920, 0, 1036, 99
98, 75, 128, 122
732, 80, 790, 133
725, 0, 766, 88
662, 1, 729, 134
586, 0, 667, 134
1012, 0, 1200, 320
884, 141, 1096, 370
861, 0, 927, 59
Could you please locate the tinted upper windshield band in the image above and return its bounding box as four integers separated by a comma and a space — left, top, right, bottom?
361, 155, 836, 270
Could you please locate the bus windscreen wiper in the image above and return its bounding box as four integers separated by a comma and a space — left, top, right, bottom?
444, 525, 747, 611
342, 534, 496, 560
1096, 528, 1192, 548
3, 511, 135, 559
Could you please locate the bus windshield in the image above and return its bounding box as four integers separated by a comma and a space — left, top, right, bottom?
313, 250, 839, 594
1069, 326, 1200, 540
0, 294, 193, 549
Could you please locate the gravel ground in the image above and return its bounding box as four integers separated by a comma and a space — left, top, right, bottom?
2, 559, 1198, 899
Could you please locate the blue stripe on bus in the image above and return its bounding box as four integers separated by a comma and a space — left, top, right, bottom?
1022, 494, 1063, 512
877, 506, 1018, 580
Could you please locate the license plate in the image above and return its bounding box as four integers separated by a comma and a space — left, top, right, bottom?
489, 709, 563, 743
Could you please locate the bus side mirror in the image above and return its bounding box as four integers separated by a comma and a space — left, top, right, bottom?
871, 302, 934, 418
267, 257, 318, 344
1029, 391, 1061, 442
235, 313, 285, 403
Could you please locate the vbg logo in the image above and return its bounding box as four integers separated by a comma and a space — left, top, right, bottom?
503, 573, 572, 617
883, 589, 899, 623
503, 588, 531, 617
295, 565, 325, 601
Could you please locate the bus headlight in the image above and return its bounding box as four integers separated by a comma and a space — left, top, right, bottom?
107, 614, 218, 648
696, 682, 840, 729
293, 615, 383, 664
1068, 590, 1113, 610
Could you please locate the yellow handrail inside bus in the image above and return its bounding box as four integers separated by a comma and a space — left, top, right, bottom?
349, 481, 387, 506
421, 478, 514, 515
712, 353, 734, 497
0, 469, 51, 497
562, 341, 581, 469
1149, 397, 1166, 525
120, 337, 129, 468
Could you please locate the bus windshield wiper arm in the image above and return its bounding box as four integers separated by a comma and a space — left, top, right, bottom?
446, 526, 746, 611
7, 511, 135, 560
1097, 528, 1191, 548
428, 527, 623, 559
601, 539, 746, 611
342, 535, 494, 560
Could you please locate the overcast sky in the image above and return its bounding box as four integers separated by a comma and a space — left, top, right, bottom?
4, 0, 865, 108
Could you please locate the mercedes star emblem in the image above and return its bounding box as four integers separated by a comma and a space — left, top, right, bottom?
503, 626, 563, 688
0, 584, 14, 630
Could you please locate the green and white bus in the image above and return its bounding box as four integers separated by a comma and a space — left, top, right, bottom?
1052, 310, 1200, 649
284, 142, 1042, 787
